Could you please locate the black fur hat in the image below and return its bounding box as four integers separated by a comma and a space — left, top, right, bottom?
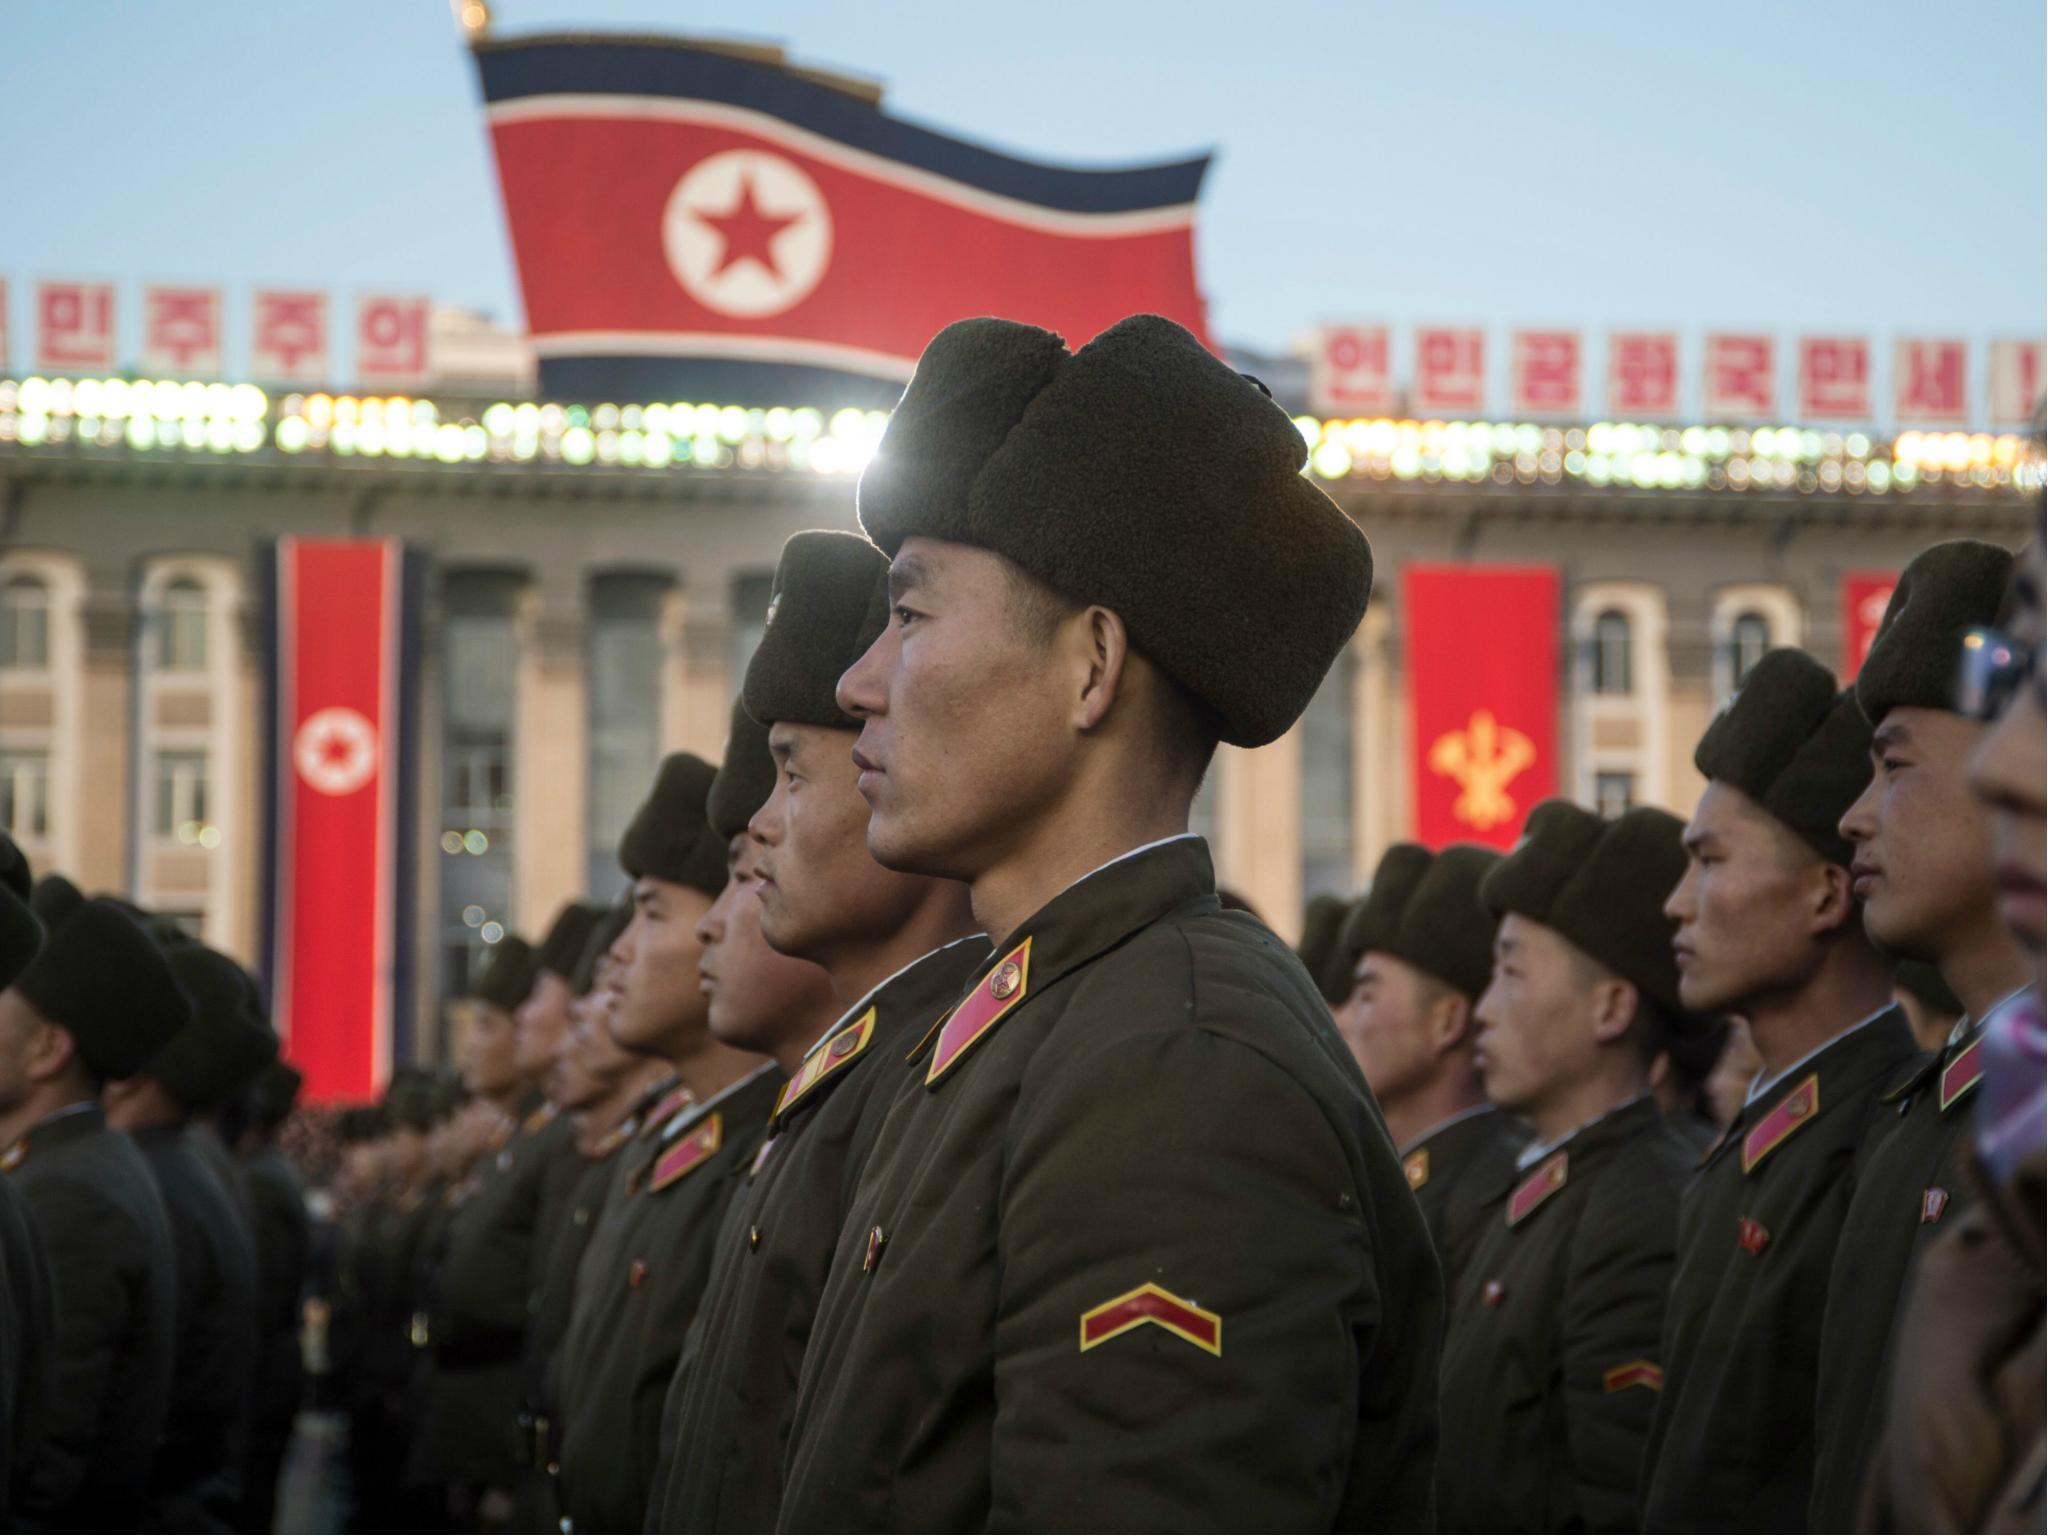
856, 314, 1373, 748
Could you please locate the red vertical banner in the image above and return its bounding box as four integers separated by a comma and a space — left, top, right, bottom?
1842, 571, 1898, 679
1406, 565, 1559, 849
268, 538, 414, 1102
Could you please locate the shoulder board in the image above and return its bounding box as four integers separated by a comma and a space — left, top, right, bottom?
775, 1008, 878, 1127
647, 1113, 722, 1194
522, 1103, 558, 1137
639, 1085, 693, 1139
1404, 1148, 1430, 1191
1938, 1035, 1985, 1113
485, 1118, 515, 1152
1742, 1073, 1820, 1176
926, 938, 1033, 1086
1507, 1151, 1568, 1227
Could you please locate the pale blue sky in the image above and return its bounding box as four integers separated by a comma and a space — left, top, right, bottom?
5, 0, 2042, 381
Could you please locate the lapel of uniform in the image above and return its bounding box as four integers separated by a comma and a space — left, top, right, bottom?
1742, 1073, 1820, 1175
775, 1007, 879, 1128
1507, 1151, 1569, 1227
647, 1112, 722, 1194
1938, 1032, 1986, 1113
918, 836, 1219, 1090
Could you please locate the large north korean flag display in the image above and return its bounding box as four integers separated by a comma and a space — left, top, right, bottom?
1405, 566, 1560, 849
473, 36, 1212, 404
262, 539, 422, 1103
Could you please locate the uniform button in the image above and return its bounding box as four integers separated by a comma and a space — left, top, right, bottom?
748, 1226, 761, 1251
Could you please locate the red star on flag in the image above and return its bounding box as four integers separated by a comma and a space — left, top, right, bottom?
694, 175, 801, 280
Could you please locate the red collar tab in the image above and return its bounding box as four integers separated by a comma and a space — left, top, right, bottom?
647, 1113, 722, 1194
1742, 1073, 1820, 1175
926, 938, 1033, 1086
775, 1008, 877, 1125
1939, 1037, 1985, 1113
1507, 1151, 1569, 1227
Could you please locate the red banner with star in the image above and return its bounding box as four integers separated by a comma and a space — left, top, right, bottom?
473, 36, 1211, 404
1841, 571, 1898, 678
1405, 565, 1558, 848
263, 538, 420, 1103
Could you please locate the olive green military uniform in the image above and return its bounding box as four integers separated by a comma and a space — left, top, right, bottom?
1437, 1096, 1694, 1533
780, 838, 1442, 1532
555, 1066, 783, 1535
654, 938, 990, 1531
6, 1104, 179, 1528
1808, 1008, 2003, 1528
131, 1121, 263, 1526
1640, 1006, 1918, 1530
0, 1164, 53, 1530
1401, 1105, 1527, 1304
417, 1099, 577, 1490
238, 1138, 310, 1531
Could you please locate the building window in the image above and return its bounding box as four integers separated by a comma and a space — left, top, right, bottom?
0, 575, 50, 669
154, 750, 210, 840
158, 577, 209, 672
440, 571, 521, 1000
1591, 609, 1633, 695
1728, 610, 1771, 688
588, 574, 668, 897
1299, 647, 1357, 905
0, 751, 49, 839
1594, 770, 1635, 820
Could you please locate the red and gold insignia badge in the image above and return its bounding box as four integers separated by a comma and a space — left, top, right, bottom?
1742, 1072, 1819, 1175
1602, 1359, 1664, 1394
0, 1139, 22, 1172
775, 1008, 877, 1123
640, 1084, 692, 1139
1921, 1186, 1950, 1224
1939, 1037, 1985, 1113
1507, 1152, 1568, 1227
1079, 1283, 1222, 1357
862, 1225, 886, 1274
1404, 1148, 1430, 1191
627, 1259, 649, 1289
647, 1113, 722, 1194
926, 937, 1033, 1085
1736, 1216, 1771, 1255
1481, 1278, 1506, 1308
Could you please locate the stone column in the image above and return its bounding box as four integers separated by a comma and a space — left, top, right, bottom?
1216, 729, 1305, 942
513, 590, 588, 932
74, 590, 133, 895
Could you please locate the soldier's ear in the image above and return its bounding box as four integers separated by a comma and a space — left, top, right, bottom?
1070, 605, 1132, 733
1587, 975, 1640, 1045
1810, 860, 1859, 938
1428, 989, 1474, 1056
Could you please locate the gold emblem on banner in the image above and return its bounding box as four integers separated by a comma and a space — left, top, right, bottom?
1428, 710, 1536, 831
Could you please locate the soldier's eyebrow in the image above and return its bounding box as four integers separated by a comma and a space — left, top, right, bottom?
1682, 828, 1715, 855
888, 553, 933, 601
1871, 719, 1913, 756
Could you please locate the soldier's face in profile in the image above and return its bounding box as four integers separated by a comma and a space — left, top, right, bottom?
1839, 708, 1998, 963
1338, 952, 1451, 1108
456, 1000, 520, 1099
1668, 784, 1846, 1016
837, 538, 1078, 880
514, 970, 574, 1081
754, 721, 947, 963
696, 836, 832, 1054
608, 876, 716, 1057
1472, 915, 1602, 1117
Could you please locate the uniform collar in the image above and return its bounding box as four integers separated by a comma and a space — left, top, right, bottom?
800, 934, 990, 1064
1398, 1101, 1499, 1158
659, 1061, 779, 1141
919, 836, 1217, 1084
1745, 1001, 1897, 1106
1514, 1093, 1655, 1171
16, 1099, 106, 1160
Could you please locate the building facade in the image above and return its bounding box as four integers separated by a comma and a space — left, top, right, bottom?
0, 376, 2034, 1060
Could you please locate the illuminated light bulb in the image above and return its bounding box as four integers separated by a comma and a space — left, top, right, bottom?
1311, 442, 1352, 479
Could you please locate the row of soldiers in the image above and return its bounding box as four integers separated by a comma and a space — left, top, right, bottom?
0, 312, 2036, 1533
0, 863, 313, 1529
331, 316, 2041, 1533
